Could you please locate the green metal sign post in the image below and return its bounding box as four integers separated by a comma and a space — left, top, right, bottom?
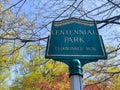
45, 18, 107, 90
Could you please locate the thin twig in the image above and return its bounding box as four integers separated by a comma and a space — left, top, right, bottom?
1, 0, 24, 14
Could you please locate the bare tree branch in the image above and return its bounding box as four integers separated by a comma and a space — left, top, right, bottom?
1, 0, 25, 14
107, 0, 120, 8
107, 47, 120, 54
0, 36, 48, 42
84, 73, 115, 87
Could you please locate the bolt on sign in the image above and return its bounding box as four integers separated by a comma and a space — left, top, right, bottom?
45, 18, 107, 60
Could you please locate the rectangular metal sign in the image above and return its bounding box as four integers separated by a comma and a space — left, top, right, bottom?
45, 18, 107, 60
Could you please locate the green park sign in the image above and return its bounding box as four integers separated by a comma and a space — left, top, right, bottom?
45, 18, 107, 60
